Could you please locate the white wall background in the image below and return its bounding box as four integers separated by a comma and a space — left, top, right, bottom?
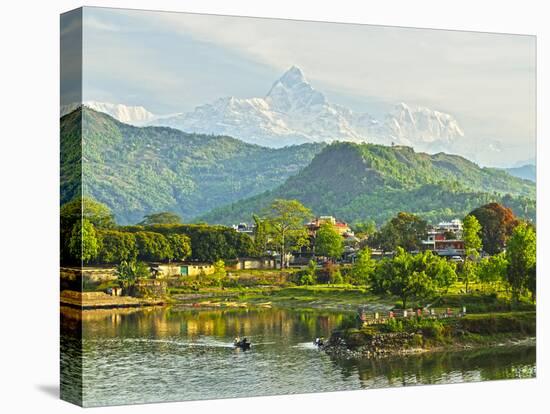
0, 0, 547, 413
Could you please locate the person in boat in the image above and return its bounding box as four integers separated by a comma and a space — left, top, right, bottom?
314, 337, 324, 347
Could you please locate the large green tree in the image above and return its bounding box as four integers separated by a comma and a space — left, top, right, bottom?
68, 219, 100, 264
350, 247, 376, 285
370, 212, 427, 252
134, 231, 173, 262
60, 197, 115, 264
462, 214, 482, 292
506, 222, 536, 301
315, 222, 344, 262
478, 252, 508, 291
97, 230, 137, 264
264, 199, 312, 269
166, 234, 192, 262
469, 203, 518, 255
370, 248, 456, 308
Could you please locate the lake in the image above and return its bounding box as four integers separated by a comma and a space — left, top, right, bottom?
60, 306, 536, 407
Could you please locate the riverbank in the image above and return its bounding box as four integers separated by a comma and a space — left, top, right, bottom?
170, 285, 395, 312
323, 311, 536, 359
61, 290, 165, 309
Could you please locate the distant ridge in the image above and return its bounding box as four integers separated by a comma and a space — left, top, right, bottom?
199, 142, 536, 225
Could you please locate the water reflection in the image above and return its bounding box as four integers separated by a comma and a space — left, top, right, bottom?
60, 307, 535, 407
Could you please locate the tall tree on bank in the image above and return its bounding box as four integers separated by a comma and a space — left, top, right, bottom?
351, 247, 376, 285
462, 214, 482, 292
469, 203, 518, 255
61, 197, 115, 264
506, 222, 536, 302
264, 199, 312, 269
68, 219, 100, 264
252, 214, 269, 257
315, 223, 344, 262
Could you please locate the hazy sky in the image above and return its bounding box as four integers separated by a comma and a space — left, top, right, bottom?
66, 7, 536, 166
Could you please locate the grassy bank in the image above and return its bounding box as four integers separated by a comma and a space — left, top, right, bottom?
170, 284, 395, 312
326, 311, 536, 358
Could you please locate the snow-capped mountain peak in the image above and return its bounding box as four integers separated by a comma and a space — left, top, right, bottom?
266, 66, 327, 113
60, 101, 158, 125
84, 101, 156, 125
76, 66, 467, 152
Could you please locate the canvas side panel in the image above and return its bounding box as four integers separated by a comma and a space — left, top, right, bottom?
60, 7, 84, 407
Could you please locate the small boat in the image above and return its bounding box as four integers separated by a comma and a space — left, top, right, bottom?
234, 338, 251, 350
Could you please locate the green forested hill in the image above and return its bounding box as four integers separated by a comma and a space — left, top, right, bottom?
61, 108, 535, 226
61, 108, 325, 224
199, 142, 536, 225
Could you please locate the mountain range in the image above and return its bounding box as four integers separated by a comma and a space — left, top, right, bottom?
61, 107, 535, 226
77, 66, 471, 156
61, 107, 324, 224
504, 164, 536, 182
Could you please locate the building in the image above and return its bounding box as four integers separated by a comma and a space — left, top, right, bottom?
306, 216, 353, 236
436, 219, 463, 238
232, 222, 255, 236
151, 262, 215, 278
421, 218, 465, 257
226, 257, 277, 270
434, 239, 465, 257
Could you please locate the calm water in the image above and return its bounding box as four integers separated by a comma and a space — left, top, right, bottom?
61, 306, 536, 407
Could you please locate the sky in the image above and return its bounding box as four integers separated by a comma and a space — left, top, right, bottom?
62, 7, 536, 167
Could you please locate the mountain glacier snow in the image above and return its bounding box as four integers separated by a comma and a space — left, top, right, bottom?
70, 66, 467, 152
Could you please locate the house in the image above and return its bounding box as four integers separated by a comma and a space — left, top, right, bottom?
306, 216, 352, 236
434, 239, 465, 257
421, 219, 465, 257
151, 262, 215, 278
436, 219, 463, 238
226, 257, 277, 270
232, 222, 255, 236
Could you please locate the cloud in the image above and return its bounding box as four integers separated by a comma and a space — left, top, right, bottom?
80, 7, 536, 166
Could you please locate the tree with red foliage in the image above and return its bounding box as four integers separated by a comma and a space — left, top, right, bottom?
468, 203, 518, 255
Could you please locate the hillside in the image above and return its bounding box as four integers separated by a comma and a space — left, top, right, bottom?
199, 142, 536, 225
61, 107, 325, 224
504, 164, 536, 182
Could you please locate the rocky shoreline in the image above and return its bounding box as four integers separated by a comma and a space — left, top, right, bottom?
322, 312, 536, 360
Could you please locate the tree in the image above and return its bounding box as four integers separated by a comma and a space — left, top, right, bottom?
68, 219, 99, 264
350, 247, 376, 285
422, 250, 457, 293
60, 197, 115, 264
369, 248, 456, 308
298, 260, 317, 285
478, 252, 508, 291
139, 212, 183, 225
506, 222, 536, 302
264, 199, 312, 269
370, 212, 427, 252
116, 260, 150, 290
134, 231, 173, 262
97, 230, 137, 264
462, 214, 482, 292
251, 214, 269, 256
166, 234, 191, 261
61, 197, 115, 229
370, 248, 435, 309
469, 203, 518, 255
315, 222, 344, 262
353, 220, 377, 238
213, 259, 227, 277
